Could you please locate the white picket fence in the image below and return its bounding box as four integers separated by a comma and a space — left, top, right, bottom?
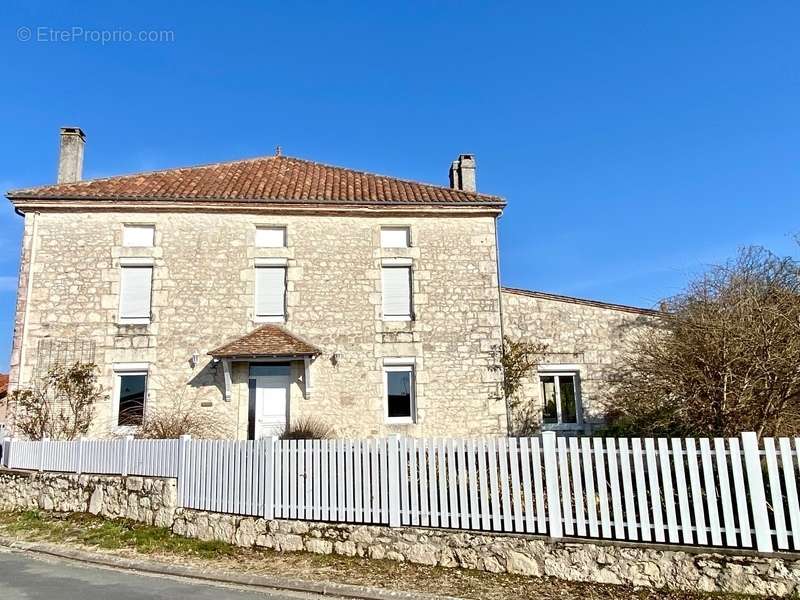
3, 432, 799, 554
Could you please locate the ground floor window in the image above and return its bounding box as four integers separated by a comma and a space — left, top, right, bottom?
384, 363, 415, 424
115, 369, 148, 427
540, 372, 581, 428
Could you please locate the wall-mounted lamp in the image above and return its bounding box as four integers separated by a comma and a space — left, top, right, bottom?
190, 350, 200, 370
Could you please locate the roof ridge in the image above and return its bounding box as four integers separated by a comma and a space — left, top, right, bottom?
7, 153, 504, 202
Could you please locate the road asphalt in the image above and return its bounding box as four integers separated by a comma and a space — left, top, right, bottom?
0, 546, 344, 599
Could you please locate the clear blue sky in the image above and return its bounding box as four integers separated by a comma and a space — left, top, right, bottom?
1, 2, 798, 370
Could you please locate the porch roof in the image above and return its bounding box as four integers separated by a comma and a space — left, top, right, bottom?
208, 324, 321, 359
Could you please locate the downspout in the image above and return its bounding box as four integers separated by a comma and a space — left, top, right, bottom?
16, 210, 39, 393
493, 214, 511, 435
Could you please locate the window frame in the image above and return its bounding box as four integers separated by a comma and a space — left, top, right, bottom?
254, 263, 287, 323
255, 226, 287, 248
383, 362, 416, 424
381, 262, 413, 321
538, 370, 582, 430
118, 259, 154, 325
112, 363, 149, 432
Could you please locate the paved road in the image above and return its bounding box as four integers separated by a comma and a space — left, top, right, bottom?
0, 547, 340, 599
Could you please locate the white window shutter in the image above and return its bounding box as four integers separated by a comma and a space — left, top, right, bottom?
382, 266, 411, 317
123, 225, 155, 247
120, 267, 153, 319
255, 267, 286, 317
255, 227, 286, 248
380, 227, 409, 248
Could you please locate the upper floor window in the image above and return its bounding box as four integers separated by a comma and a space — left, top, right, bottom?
119, 258, 153, 324
540, 372, 581, 428
122, 225, 155, 247
255, 260, 286, 322
381, 226, 410, 248
256, 226, 287, 248
381, 260, 412, 321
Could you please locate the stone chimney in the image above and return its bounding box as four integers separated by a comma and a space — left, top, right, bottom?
57, 127, 85, 183
448, 154, 476, 192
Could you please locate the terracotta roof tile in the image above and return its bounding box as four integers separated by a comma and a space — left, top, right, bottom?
208, 325, 321, 358
7, 155, 504, 208
0, 373, 8, 398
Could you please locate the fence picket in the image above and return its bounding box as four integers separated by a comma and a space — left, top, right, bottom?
487, 438, 501, 531
355, 439, 364, 524
642, 439, 660, 543
619, 438, 638, 541
498, 437, 513, 532
417, 439, 431, 526
520, 438, 536, 534
436, 439, 449, 527
728, 437, 752, 548
606, 438, 624, 540
658, 438, 679, 544
363, 440, 373, 524
713, 438, 736, 547
569, 437, 586, 537
531, 437, 546, 534
467, 439, 480, 530
742, 432, 772, 552
764, 438, 787, 550
509, 438, 524, 533
557, 437, 573, 536
428, 439, 440, 528
685, 438, 707, 545
671, 438, 693, 544
779, 438, 800, 551
409, 439, 419, 526
699, 438, 722, 546
593, 438, 611, 538
446, 439, 460, 529
581, 438, 598, 537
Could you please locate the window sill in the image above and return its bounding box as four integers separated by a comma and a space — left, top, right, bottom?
541, 423, 584, 431
382, 315, 413, 322
117, 318, 151, 326
254, 315, 287, 324
112, 425, 140, 435
386, 417, 415, 425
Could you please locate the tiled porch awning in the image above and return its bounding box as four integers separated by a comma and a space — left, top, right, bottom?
208, 324, 321, 360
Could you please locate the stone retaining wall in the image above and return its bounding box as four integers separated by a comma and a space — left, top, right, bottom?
2, 470, 799, 596
0, 470, 176, 527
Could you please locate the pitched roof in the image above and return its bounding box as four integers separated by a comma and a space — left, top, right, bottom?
7, 155, 504, 209
208, 325, 321, 358
0, 373, 8, 398
502, 287, 661, 316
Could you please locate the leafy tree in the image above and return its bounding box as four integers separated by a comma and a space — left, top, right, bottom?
604, 246, 800, 438
9, 363, 104, 440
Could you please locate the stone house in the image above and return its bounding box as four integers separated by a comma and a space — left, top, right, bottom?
5, 128, 656, 439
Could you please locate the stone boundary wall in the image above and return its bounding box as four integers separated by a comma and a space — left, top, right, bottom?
0, 469, 176, 528
2, 470, 799, 596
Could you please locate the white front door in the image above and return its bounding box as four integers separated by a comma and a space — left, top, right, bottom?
252, 374, 290, 439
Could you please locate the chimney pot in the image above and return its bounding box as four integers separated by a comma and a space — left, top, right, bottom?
448, 154, 476, 192
58, 127, 85, 183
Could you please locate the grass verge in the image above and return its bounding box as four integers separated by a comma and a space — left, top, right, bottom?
0, 510, 762, 600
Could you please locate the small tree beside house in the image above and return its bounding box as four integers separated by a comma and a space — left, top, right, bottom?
8, 362, 104, 440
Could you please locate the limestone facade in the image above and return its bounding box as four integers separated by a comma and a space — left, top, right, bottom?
501, 289, 658, 434
8, 210, 505, 438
